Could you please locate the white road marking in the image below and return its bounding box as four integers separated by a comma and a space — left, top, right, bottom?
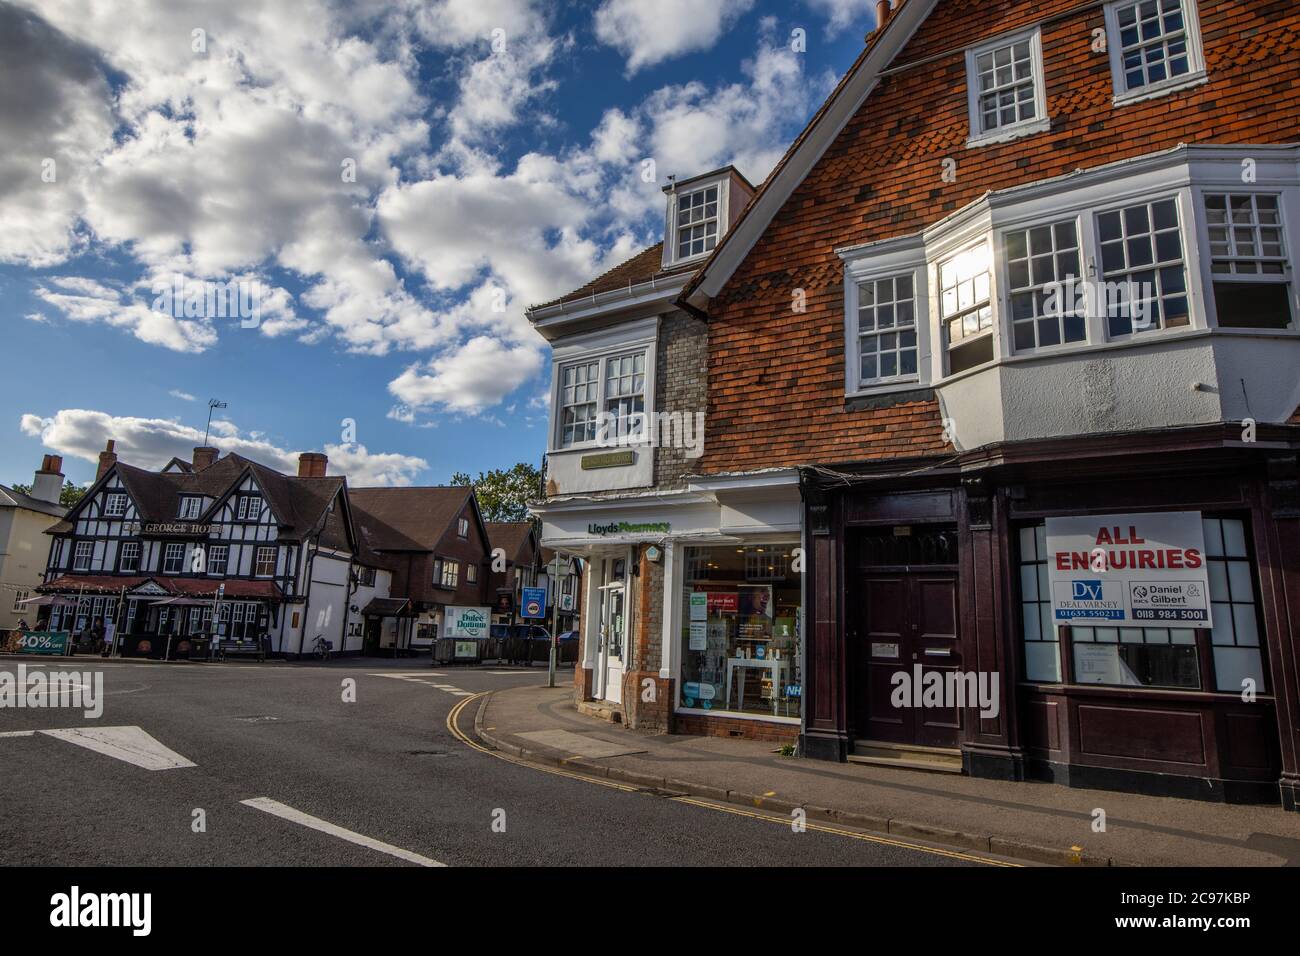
0, 730, 35, 738
450, 692, 476, 697
240, 797, 445, 867
40, 726, 197, 770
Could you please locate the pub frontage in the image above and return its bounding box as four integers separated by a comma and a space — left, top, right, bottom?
800, 426, 1300, 808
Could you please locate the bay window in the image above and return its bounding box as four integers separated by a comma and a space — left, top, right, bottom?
1097, 197, 1189, 337
1204, 193, 1294, 330
556, 349, 647, 449
940, 242, 994, 374
1005, 219, 1087, 351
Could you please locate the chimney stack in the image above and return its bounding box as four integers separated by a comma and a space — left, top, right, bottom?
31, 454, 64, 504
297, 452, 328, 479
192, 446, 219, 471
874, 0, 895, 33
96, 440, 117, 482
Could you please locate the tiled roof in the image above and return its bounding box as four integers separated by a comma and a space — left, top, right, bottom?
349, 486, 472, 553
532, 243, 695, 311
486, 521, 535, 563
0, 483, 67, 518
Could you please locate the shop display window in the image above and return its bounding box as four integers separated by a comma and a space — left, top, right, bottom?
679, 544, 802, 718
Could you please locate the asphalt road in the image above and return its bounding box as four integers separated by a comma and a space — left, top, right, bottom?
0, 657, 1012, 867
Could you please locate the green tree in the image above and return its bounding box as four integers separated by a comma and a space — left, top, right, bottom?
10, 479, 86, 508
451, 463, 541, 524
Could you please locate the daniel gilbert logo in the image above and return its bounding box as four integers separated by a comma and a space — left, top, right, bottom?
50, 886, 151, 936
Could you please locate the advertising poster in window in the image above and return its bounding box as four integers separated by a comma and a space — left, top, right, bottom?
1045, 512, 1212, 626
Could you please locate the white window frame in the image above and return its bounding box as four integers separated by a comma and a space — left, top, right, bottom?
104, 493, 128, 518
237, 494, 262, 521
667, 182, 724, 266
1093, 193, 1193, 340
163, 543, 185, 575
964, 27, 1049, 147
178, 496, 202, 520
937, 239, 998, 375
119, 541, 141, 573
253, 546, 276, 578
1197, 188, 1297, 331
555, 348, 650, 451
842, 239, 932, 396
1105, 0, 1207, 107
1001, 215, 1091, 354
440, 560, 459, 589
207, 544, 229, 576
73, 541, 93, 572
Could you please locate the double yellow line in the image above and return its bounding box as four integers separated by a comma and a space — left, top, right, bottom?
445, 693, 1019, 867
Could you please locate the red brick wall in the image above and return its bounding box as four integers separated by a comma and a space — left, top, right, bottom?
703, 0, 1300, 474
674, 713, 799, 743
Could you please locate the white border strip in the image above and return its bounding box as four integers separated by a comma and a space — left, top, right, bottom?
241, 797, 446, 867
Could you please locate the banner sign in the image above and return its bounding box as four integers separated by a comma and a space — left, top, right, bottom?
15, 631, 70, 655
444, 606, 491, 639
1045, 512, 1212, 626
520, 587, 547, 619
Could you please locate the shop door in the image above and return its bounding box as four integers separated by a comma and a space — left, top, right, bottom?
594, 558, 627, 705
856, 572, 961, 749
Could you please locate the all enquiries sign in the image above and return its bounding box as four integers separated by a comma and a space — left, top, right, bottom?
1045, 512, 1212, 626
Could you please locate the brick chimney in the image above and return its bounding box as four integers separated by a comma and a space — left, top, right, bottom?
31, 454, 64, 504
297, 452, 328, 479
192, 446, 219, 471
96, 440, 117, 482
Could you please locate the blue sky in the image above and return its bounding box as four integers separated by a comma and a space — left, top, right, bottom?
0, 0, 879, 488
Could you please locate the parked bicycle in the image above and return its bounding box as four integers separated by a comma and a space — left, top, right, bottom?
311, 634, 333, 661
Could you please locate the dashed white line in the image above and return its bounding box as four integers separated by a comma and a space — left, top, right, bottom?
240, 797, 445, 867
0, 730, 35, 738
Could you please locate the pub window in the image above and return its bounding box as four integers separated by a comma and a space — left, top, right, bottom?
237, 494, 262, 521
1004, 219, 1087, 352
207, 544, 229, 576
163, 543, 185, 575
441, 560, 459, 588
254, 546, 277, 577
73, 541, 94, 572
1203, 517, 1266, 693
1097, 197, 1190, 337
178, 496, 202, 520
1204, 193, 1294, 330
104, 493, 128, 517
119, 541, 141, 573
939, 242, 995, 374
1017, 525, 1061, 682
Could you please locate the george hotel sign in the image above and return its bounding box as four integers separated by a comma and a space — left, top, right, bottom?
125, 522, 212, 536
1045, 511, 1212, 626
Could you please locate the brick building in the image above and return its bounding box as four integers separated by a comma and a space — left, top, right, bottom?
679, 0, 1300, 805
529, 168, 805, 738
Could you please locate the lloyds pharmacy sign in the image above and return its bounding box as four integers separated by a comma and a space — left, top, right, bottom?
587, 521, 671, 536
1045, 512, 1212, 626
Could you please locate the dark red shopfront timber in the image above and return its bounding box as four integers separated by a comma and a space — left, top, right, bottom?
800, 426, 1300, 809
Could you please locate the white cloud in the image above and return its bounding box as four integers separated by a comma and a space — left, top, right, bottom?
20, 408, 428, 487
595, 0, 755, 74
802, 0, 878, 36
169, 390, 197, 402
388, 337, 544, 414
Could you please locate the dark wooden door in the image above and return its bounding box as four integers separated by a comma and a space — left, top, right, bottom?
855, 572, 961, 749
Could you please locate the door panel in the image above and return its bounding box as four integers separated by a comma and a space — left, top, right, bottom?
855, 572, 962, 749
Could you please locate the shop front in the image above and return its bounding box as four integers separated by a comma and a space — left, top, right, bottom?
800, 429, 1300, 807
534, 470, 804, 739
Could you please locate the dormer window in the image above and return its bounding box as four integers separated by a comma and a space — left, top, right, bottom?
178, 496, 201, 520
676, 185, 719, 261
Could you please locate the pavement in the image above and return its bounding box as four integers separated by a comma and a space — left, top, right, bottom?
475, 683, 1300, 867
0, 656, 1016, 867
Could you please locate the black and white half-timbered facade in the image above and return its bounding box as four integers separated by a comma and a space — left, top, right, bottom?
37, 441, 393, 657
